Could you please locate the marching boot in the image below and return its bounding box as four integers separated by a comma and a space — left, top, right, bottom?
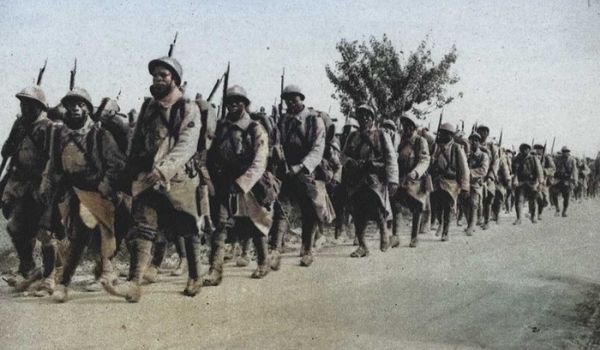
350, 219, 369, 258
53, 234, 88, 303
203, 231, 226, 286
171, 237, 188, 276
377, 215, 390, 252
529, 200, 537, 224
419, 210, 431, 234
390, 211, 402, 248
300, 223, 316, 266
34, 241, 57, 297
269, 249, 281, 271
236, 238, 251, 267
104, 239, 152, 303
251, 233, 270, 279
183, 237, 203, 297
98, 258, 117, 287
8, 235, 38, 291
441, 209, 450, 242
144, 240, 167, 283
465, 205, 476, 236
409, 212, 421, 248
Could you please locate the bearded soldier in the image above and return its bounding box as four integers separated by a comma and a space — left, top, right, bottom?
390, 115, 430, 248
203, 86, 275, 284
533, 144, 555, 220
1, 85, 58, 294
476, 125, 500, 230
429, 122, 469, 241
278, 85, 335, 267
342, 105, 398, 257
551, 146, 578, 217
463, 132, 489, 236
111, 56, 203, 301
511, 143, 543, 225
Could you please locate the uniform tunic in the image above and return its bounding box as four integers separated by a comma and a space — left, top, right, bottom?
430, 140, 470, 205
397, 132, 430, 208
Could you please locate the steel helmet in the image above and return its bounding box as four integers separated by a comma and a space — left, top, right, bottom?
61, 87, 94, 113
439, 122, 455, 133
281, 84, 305, 100
356, 104, 375, 118
561, 146, 570, 153
225, 85, 251, 105
15, 85, 48, 110
400, 115, 418, 128
381, 119, 397, 131
344, 117, 359, 129
468, 132, 482, 141
148, 56, 183, 86
476, 125, 490, 133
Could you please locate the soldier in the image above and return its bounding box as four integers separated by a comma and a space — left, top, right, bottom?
110, 55, 204, 301
533, 144, 555, 220
390, 115, 430, 247
476, 125, 500, 230
203, 85, 276, 283
38, 88, 126, 302
278, 85, 335, 267
342, 105, 398, 256
511, 143, 543, 225
551, 146, 578, 217
463, 132, 489, 236
492, 147, 512, 222
1, 85, 57, 294
429, 122, 469, 241
574, 158, 591, 201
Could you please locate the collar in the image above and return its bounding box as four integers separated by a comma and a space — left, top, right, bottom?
70, 117, 94, 136
157, 88, 184, 109
227, 111, 252, 130
291, 106, 310, 121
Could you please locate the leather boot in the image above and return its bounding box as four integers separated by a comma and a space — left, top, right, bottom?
269, 249, 281, 271
34, 241, 57, 297
203, 231, 225, 286
236, 238, 251, 267
53, 233, 88, 303
103, 239, 152, 303
409, 212, 421, 247
183, 237, 203, 297
251, 233, 270, 279
144, 240, 167, 283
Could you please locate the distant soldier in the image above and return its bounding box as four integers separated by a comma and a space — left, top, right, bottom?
476, 125, 500, 230
203, 85, 276, 283
390, 115, 430, 247
463, 132, 489, 236
342, 105, 398, 256
533, 144, 555, 220
39, 88, 126, 302
551, 146, 578, 217
278, 85, 335, 267
511, 143, 543, 225
429, 122, 469, 241
492, 147, 512, 222
111, 55, 204, 301
574, 158, 591, 201
1, 85, 57, 294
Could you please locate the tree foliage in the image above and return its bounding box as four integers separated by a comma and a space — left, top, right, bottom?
325, 34, 461, 121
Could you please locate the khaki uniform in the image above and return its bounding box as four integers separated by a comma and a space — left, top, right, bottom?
512, 151, 543, 223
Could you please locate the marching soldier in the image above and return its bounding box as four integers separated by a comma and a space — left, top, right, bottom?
342, 105, 398, 257
511, 143, 543, 225
429, 122, 469, 241
463, 132, 489, 236
476, 125, 500, 230
533, 144, 555, 220
575, 158, 591, 201
551, 146, 578, 217
203, 85, 276, 284
390, 115, 430, 248
1, 84, 58, 294
278, 85, 335, 267
492, 147, 512, 222
111, 55, 204, 301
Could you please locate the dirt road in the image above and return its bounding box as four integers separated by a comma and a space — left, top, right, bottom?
1, 202, 600, 349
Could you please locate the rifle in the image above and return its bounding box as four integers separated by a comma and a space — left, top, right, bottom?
434, 109, 444, 144
116, 90, 122, 101
69, 58, 77, 90
531, 138, 535, 147
168, 32, 178, 57
498, 128, 503, 147
207, 77, 222, 102
541, 141, 547, 165
36, 59, 47, 86
278, 67, 285, 116
220, 62, 230, 119
550, 137, 556, 155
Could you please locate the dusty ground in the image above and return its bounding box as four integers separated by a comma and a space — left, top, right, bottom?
1, 201, 600, 350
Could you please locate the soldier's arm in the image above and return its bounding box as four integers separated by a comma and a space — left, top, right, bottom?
300, 116, 326, 174
571, 159, 579, 183
471, 152, 490, 179
381, 131, 399, 185
545, 157, 556, 177
412, 137, 431, 178
235, 123, 268, 193
534, 157, 544, 185
155, 101, 202, 182
456, 146, 470, 191
98, 130, 126, 197
1, 117, 25, 158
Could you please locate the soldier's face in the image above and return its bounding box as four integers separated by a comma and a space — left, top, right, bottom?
150, 66, 175, 98
19, 100, 42, 121
284, 95, 303, 113
226, 98, 246, 117
535, 148, 544, 156
470, 139, 480, 150
437, 130, 453, 144
478, 129, 489, 140
64, 100, 89, 128
357, 112, 374, 130
400, 121, 415, 135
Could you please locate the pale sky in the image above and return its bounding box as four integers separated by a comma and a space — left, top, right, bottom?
1, 0, 599, 156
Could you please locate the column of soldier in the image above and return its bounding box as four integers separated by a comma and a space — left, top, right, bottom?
2, 50, 597, 304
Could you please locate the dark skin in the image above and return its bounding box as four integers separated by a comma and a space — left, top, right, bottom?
19, 100, 44, 125
477, 128, 489, 143
64, 100, 90, 130
284, 94, 304, 115
400, 120, 419, 180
